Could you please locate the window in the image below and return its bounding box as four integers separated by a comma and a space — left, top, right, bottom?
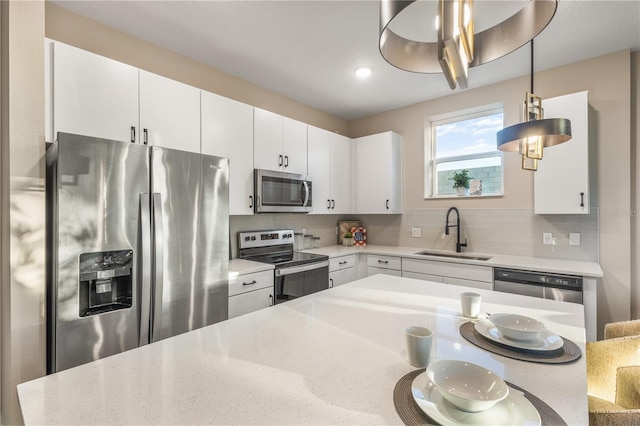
426, 107, 504, 197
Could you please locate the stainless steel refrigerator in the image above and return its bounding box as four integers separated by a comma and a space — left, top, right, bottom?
46, 132, 229, 373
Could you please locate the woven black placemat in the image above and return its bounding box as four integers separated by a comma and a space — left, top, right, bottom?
393, 369, 567, 426
459, 322, 582, 364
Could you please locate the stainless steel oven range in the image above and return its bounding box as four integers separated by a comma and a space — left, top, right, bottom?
238, 230, 329, 304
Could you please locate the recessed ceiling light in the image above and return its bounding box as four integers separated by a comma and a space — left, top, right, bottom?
354, 67, 372, 78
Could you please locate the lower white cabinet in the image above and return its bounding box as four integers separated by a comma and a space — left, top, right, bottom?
329, 255, 358, 287
228, 270, 274, 319
402, 258, 492, 290
367, 255, 402, 277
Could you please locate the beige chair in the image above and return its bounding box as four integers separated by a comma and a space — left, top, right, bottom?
587, 319, 640, 426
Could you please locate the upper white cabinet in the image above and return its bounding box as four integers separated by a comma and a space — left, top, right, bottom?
139, 70, 201, 153
307, 126, 352, 214
534, 91, 589, 214
354, 131, 402, 214
48, 41, 202, 154
201, 91, 255, 215
49, 41, 138, 143
254, 108, 308, 175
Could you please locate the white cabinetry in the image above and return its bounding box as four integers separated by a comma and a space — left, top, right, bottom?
308, 126, 352, 214
329, 255, 358, 287
139, 70, 201, 153
254, 108, 308, 175
534, 91, 589, 214
402, 258, 493, 290
49, 41, 138, 143
201, 91, 255, 215
47, 41, 202, 154
228, 270, 274, 319
367, 255, 402, 277
354, 132, 402, 214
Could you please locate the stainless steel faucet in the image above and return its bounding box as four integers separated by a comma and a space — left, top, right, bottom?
445, 207, 467, 253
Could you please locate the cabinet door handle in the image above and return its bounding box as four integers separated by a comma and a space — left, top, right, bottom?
249, 195, 253, 209
331, 199, 335, 209
242, 280, 257, 286
269, 294, 274, 306
327, 199, 331, 209
284, 155, 289, 167
278, 155, 283, 167
130, 126, 136, 143
143, 128, 148, 145
386, 199, 390, 210
378, 260, 389, 264
329, 278, 334, 288
580, 192, 585, 207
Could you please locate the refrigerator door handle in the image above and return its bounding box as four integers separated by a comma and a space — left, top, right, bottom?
139, 193, 152, 346
151, 192, 165, 342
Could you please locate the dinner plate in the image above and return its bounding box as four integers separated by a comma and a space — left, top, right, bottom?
411, 371, 541, 426
474, 319, 564, 352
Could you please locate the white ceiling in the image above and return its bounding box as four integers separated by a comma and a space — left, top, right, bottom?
51, 0, 640, 121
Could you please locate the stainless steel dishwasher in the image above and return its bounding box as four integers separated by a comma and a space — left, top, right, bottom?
494, 268, 583, 304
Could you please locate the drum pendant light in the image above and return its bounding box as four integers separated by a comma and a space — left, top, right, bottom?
379, 0, 559, 90
496, 40, 572, 171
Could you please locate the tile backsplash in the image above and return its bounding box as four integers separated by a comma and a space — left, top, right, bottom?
230, 208, 598, 262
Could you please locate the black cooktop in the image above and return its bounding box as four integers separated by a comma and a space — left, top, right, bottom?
249, 251, 328, 268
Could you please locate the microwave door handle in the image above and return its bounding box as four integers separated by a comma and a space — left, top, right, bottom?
302, 181, 310, 207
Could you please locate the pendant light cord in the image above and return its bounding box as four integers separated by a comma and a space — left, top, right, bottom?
530, 39, 534, 94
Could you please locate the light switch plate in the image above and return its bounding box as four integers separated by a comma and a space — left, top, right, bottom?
411, 227, 421, 238
569, 233, 581, 246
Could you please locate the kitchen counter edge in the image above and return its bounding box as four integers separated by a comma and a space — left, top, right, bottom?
301, 245, 603, 278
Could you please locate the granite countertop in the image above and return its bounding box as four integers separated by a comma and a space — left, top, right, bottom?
302, 244, 603, 278
18, 274, 587, 425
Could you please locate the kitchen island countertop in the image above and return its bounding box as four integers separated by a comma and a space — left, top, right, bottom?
18, 274, 587, 425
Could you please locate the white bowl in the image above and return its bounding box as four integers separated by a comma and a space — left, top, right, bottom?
426, 360, 509, 412
490, 313, 546, 341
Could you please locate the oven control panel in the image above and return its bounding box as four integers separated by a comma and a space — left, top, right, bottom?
238, 229, 295, 249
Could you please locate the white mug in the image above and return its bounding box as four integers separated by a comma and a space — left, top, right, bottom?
405, 326, 433, 368
461, 292, 482, 318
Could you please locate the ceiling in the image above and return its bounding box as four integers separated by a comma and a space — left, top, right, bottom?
50, 0, 640, 121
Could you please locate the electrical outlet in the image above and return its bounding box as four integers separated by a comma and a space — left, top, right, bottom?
569, 233, 581, 246
543, 233, 553, 245
411, 227, 421, 238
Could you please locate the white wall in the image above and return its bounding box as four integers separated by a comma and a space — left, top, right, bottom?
0, 1, 46, 424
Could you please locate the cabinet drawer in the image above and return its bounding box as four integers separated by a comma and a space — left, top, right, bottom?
367, 255, 402, 271
367, 266, 402, 277
402, 258, 492, 283
228, 287, 274, 319
330, 255, 356, 272
402, 271, 444, 283
229, 270, 273, 297
443, 277, 492, 291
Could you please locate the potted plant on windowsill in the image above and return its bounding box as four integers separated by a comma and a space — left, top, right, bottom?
342, 231, 354, 246
450, 169, 471, 196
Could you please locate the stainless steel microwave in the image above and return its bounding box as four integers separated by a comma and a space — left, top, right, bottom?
254, 169, 312, 213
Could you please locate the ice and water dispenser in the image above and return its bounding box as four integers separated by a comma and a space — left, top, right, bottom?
78, 250, 133, 317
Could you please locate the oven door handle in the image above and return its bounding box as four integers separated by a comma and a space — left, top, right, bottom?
275, 260, 329, 277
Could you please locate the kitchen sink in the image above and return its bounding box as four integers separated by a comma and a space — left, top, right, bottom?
415, 250, 492, 261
